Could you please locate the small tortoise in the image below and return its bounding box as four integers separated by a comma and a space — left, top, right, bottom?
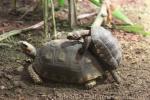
19, 39, 104, 89
90, 26, 122, 70
67, 27, 122, 83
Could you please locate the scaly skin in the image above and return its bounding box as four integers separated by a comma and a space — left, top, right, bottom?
109, 70, 121, 84
28, 64, 43, 84
85, 80, 96, 89
67, 30, 90, 40
19, 41, 36, 58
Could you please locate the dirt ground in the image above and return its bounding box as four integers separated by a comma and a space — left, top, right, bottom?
0, 0, 150, 100
122, 0, 150, 31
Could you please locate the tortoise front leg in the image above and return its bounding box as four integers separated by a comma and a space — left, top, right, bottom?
28, 64, 43, 84
85, 80, 96, 89
109, 70, 121, 84
67, 30, 90, 40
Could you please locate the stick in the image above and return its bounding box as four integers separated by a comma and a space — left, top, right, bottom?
0, 21, 44, 42
0, 43, 12, 48
92, 2, 107, 27
77, 12, 97, 20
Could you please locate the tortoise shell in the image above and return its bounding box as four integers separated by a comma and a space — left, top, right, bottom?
90, 26, 122, 70
32, 39, 103, 84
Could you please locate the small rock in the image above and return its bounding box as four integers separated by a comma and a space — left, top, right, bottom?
4, 74, 13, 80
0, 85, 5, 90
13, 81, 20, 87
13, 81, 26, 89
0, 71, 4, 78
16, 66, 24, 74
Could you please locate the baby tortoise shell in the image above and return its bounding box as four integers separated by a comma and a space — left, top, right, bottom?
90, 26, 122, 70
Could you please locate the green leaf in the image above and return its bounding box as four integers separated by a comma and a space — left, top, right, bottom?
48, 0, 51, 3
113, 24, 150, 36
89, 0, 102, 6
58, 0, 65, 6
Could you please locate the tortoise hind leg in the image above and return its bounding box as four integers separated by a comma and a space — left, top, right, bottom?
28, 64, 42, 84
85, 80, 96, 89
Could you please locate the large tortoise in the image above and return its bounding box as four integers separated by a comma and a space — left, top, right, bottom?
67, 26, 122, 83
19, 39, 105, 89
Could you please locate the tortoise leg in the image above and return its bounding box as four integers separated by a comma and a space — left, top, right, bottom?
85, 80, 96, 89
109, 70, 122, 84
28, 64, 42, 84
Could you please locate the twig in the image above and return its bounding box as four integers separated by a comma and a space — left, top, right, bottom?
0, 43, 12, 48
0, 21, 44, 42
92, 2, 107, 27
77, 12, 97, 20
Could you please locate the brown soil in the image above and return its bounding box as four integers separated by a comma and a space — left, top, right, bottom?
0, 0, 150, 100
122, 0, 150, 31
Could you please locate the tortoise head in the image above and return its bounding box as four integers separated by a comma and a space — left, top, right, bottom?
18, 41, 37, 58
67, 31, 82, 40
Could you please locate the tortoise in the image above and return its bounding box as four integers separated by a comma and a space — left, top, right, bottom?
19, 39, 105, 89
67, 26, 122, 83
90, 26, 122, 70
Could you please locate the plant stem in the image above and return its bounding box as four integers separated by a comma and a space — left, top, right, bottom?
13, 0, 17, 10
51, 0, 57, 39
68, 0, 77, 29
44, 0, 49, 39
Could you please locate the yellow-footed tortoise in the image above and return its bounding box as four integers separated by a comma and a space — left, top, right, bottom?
19, 39, 104, 89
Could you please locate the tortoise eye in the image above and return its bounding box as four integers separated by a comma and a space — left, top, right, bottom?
21, 43, 28, 48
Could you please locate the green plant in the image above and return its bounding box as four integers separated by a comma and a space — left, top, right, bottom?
113, 24, 150, 36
